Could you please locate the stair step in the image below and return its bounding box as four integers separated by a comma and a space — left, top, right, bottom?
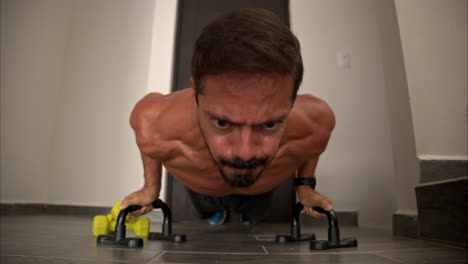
420, 159, 468, 184
415, 176, 468, 244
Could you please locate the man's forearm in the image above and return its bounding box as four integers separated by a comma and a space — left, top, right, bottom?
295, 156, 333, 212
296, 157, 319, 195
119, 151, 162, 212
297, 156, 319, 180
141, 152, 162, 193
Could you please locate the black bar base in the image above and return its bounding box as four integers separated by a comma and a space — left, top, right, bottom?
275, 202, 358, 250
275, 202, 316, 243
309, 206, 358, 250
96, 199, 187, 248
149, 232, 186, 243
97, 234, 143, 248
96, 204, 145, 248
148, 199, 187, 243
275, 233, 316, 243
310, 237, 358, 250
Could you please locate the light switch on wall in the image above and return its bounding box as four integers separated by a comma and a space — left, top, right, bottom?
337, 52, 351, 69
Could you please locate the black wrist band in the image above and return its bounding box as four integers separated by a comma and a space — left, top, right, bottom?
294, 177, 316, 189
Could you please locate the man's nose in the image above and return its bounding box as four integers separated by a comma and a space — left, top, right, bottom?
233, 127, 257, 161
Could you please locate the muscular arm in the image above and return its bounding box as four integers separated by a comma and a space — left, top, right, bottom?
141, 152, 162, 192
294, 95, 335, 218
120, 152, 162, 216
120, 93, 165, 215
296, 156, 332, 218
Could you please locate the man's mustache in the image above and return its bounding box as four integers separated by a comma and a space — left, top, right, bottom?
220, 157, 268, 170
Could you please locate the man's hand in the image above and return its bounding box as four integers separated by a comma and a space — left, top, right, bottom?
296, 185, 333, 219
120, 187, 159, 216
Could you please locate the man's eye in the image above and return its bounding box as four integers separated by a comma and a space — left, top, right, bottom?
263, 121, 278, 130
214, 119, 230, 129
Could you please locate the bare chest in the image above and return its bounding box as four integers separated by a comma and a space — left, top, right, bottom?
158, 140, 306, 196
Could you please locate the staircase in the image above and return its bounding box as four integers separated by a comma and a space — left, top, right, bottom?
415, 160, 468, 245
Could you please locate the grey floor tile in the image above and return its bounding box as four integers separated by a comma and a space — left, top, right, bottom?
1, 215, 467, 264
1, 242, 161, 263
375, 247, 468, 264
1, 215, 160, 263
142, 221, 265, 253
147, 251, 401, 264
255, 224, 434, 254
1, 254, 128, 263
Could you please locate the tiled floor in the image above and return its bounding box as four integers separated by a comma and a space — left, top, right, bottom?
1, 214, 467, 263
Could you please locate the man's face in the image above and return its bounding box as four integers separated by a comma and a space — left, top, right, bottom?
193, 72, 294, 188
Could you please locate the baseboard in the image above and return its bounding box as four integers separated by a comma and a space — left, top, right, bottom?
0, 203, 110, 216
393, 209, 419, 238
0, 203, 356, 225
300, 211, 358, 226
0, 203, 164, 223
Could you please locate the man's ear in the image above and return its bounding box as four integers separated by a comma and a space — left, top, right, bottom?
190, 77, 199, 106
190, 77, 196, 90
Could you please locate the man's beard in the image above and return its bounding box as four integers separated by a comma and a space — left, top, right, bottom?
218, 157, 268, 188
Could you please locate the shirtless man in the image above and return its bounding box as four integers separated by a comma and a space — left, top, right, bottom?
120, 8, 335, 225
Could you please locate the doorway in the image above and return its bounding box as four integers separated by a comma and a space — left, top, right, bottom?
167, 0, 294, 222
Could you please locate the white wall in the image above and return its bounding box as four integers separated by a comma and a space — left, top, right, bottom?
1, 0, 408, 228
1, 0, 175, 206
1, 0, 73, 203
5, 0, 462, 229
146, 0, 178, 202
291, 0, 416, 228
47, 0, 156, 206
395, 0, 468, 159
376, 0, 420, 214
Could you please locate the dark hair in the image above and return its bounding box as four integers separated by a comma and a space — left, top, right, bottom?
191, 8, 303, 101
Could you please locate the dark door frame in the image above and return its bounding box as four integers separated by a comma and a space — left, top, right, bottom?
167, 0, 294, 222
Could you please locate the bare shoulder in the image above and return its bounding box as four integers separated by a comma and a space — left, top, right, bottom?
286, 94, 336, 155
130, 92, 166, 132
130, 89, 197, 157
294, 94, 335, 131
